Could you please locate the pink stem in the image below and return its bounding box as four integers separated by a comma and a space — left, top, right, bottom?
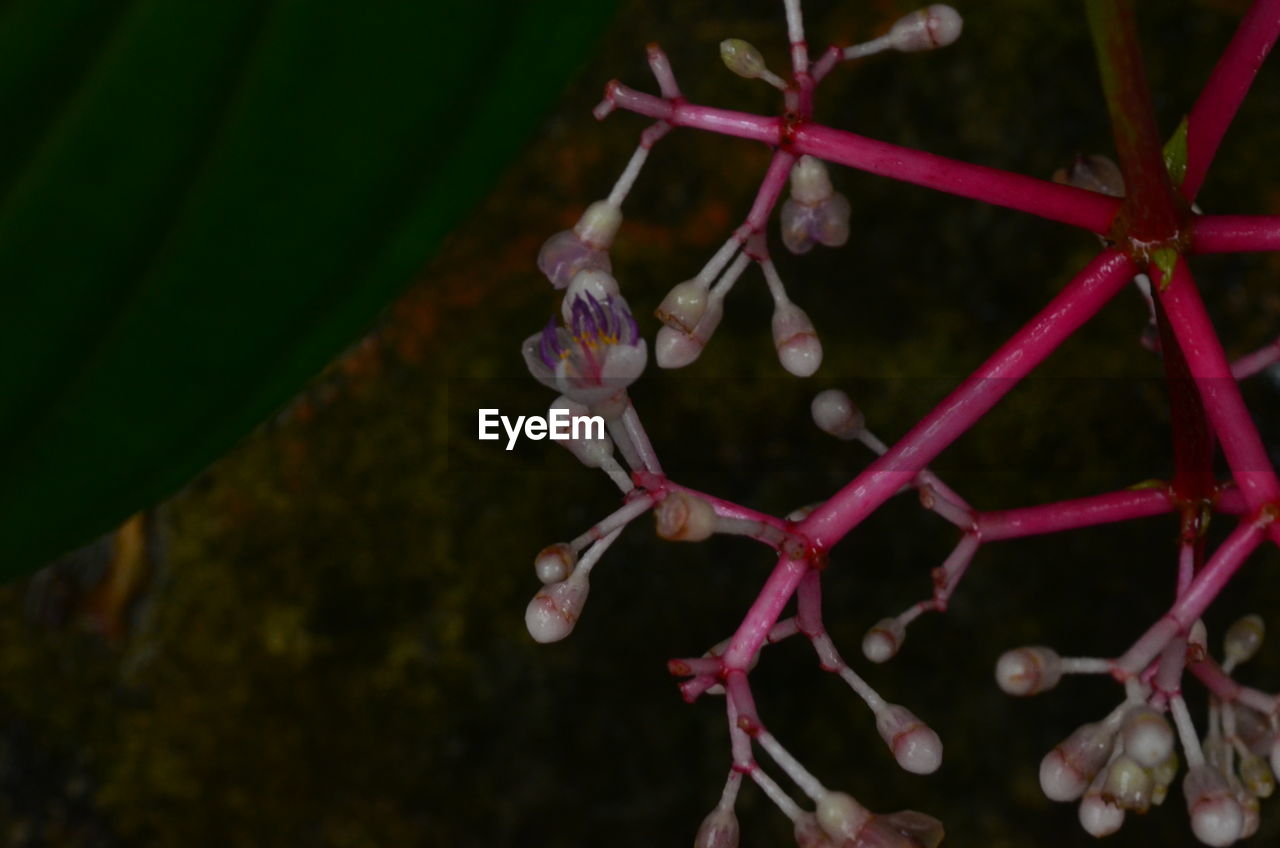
977, 487, 1173, 541
1182, 0, 1280, 200
721, 250, 1136, 669
805, 249, 1136, 547
1155, 257, 1280, 510
1118, 515, 1269, 674
603, 83, 1120, 232
1190, 215, 1280, 253
634, 472, 796, 538
743, 151, 796, 235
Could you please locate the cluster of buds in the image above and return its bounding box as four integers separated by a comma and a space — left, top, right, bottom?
995, 615, 1280, 845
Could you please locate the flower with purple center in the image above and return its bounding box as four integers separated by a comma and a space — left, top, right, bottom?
523, 292, 648, 415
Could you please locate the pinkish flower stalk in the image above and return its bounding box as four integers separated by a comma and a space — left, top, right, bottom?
520, 1, 1280, 843
1181, 0, 1280, 200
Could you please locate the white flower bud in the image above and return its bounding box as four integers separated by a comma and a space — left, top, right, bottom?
1040, 723, 1117, 802
812, 389, 865, 439
790, 156, 834, 205
538, 230, 611, 289
655, 490, 717, 542
1120, 706, 1174, 769
655, 300, 723, 369
815, 791, 871, 842
573, 200, 623, 249
561, 269, 621, 322
812, 194, 851, 248
772, 301, 822, 377
889, 5, 963, 53
1184, 765, 1244, 847
533, 543, 576, 585
525, 573, 590, 643
995, 645, 1063, 696
655, 280, 708, 333
875, 704, 943, 774
720, 38, 767, 79
694, 805, 740, 848
1223, 614, 1265, 667
1078, 784, 1125, 837
862, 617, 905, 663
1102, 754, 1153, 813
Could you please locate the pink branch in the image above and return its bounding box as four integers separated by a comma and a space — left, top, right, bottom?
1232, 336, 1280, 380
1182, 0, 1280, 200
720, 250, 1136, 669
977, 487, 1174, 541
1118, 515, 1269, 675
1190, 214, 1280, 253
804, 250, 1136, 548
1155, 257, 1280, 510
743, 151, 796, 235
601, 83, 1120, 233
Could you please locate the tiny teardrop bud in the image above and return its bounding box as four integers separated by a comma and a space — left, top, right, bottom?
790, 156, 835, 205
1040, 722, 1117, 802
772, 301, 822, 377
655, 490, 717, 542
815, 791, 871, 842
811, 389, 865, 439
875, 704, 943, 774
995, 645, 1063, 695
1120, 706, 1174, 769
655, 280, 708, 333
534, 543, 576, 585
573, 200, 623, 249
862, 616, 905, 663
1184, 765, 1244, 847
720, 38, 767, 79
694, 804, 740, 848
888, 5, 963, 53
1223, 613, 1265, 667
525, 574, 590, 643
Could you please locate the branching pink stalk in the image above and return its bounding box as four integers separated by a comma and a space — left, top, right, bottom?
522, 2, 1280, 844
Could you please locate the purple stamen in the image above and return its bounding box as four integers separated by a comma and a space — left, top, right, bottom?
539, 317, 562, 369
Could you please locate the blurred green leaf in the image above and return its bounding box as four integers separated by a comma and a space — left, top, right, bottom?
0, 0, 617, 577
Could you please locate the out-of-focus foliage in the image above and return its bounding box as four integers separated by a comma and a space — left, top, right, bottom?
0, 0, 617, 578
1, 0, 1279, 846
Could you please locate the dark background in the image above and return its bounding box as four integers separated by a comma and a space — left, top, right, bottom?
2, 0, 1280, 845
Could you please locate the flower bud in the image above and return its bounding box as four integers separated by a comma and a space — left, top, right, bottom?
790, 156, 834, 205
862, 617, 905, 663
1102, 754, 1153, 813
525, 573, 590, 643
534, 543, 576, 585
562, 269, 621, 322
995, 646, 1062, 696
655, 300, 723, 369
772, 301, 822, 377
720, 38, 767, 79
815, 791, 871, 842
655, 280, 708, 334
1120, 706, 1174, 769
811, 389, 865, 440
694, 805, 740, 848
1150, 751, 1179, 806
538, 230, 611, 289
1078, 782, 1125, 837
1184, 765, 1244, 847
812, 194, 851, 248
1040, 723, 1117, 802
1223, 614, 1265, 667
655, 491, 717, 542
888, 5, 963, 53
875, 704, 943, 774
573, 200, 623, 249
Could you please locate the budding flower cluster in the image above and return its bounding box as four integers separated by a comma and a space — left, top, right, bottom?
781, 157, 851, 255
537, 201, 622, 289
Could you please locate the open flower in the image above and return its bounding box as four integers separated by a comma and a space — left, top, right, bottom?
523, 292, 647, 416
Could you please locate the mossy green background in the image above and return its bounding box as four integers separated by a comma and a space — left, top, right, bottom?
2, 0, 1280, 845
